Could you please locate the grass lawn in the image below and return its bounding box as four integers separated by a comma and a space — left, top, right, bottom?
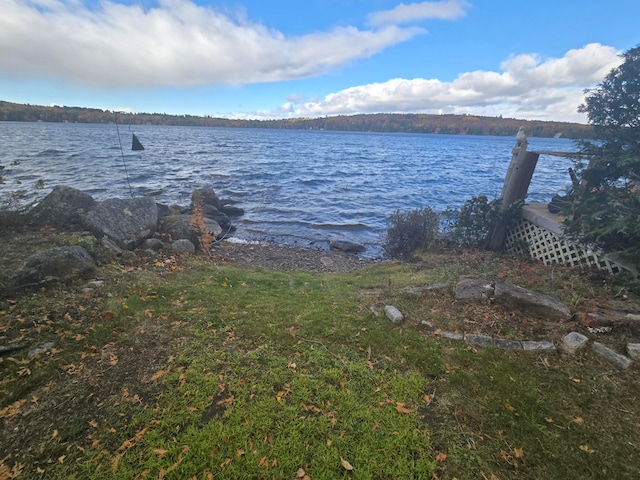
1, 243, 639, 479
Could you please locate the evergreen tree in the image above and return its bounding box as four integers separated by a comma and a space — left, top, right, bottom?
566, 44, 640, 267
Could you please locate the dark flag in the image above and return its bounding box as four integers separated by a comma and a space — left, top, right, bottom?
132, 133, 144, 151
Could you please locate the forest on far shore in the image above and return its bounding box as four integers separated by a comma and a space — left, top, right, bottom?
0, 100, 593, 138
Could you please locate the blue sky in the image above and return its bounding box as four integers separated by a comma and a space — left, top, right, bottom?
1, 0, 638, 122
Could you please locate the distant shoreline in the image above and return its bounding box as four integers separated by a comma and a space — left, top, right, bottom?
0, 99, 593, 139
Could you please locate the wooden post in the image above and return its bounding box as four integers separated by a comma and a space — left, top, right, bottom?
486, 128, 540, 251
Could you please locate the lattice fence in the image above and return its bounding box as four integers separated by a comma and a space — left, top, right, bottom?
504, 217, 624, 274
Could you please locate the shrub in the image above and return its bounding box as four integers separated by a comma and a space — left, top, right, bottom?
443, 195, 523, 248
383, 206, 440, 259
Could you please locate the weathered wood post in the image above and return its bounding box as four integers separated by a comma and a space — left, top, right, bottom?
486, 127, 540, 251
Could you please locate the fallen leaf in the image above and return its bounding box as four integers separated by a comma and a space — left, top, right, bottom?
236, 449, 245, 456
544, 417, 554, 423
396, 402, 414, 414
340, 457, 354, 471
295, 468, 307, 478
154, 448, 168, 458
579, 445, 595, 454
150, 369, 168, 381
435, 452, 447, 462
504, 401, 514, 411
514, 448, 524, 459
573, 417, 584, 425
499, 450, 518, 468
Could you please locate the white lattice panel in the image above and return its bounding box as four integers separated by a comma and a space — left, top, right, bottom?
505, 218, 623, 274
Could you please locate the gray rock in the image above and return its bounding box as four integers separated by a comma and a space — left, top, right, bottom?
592, 342, 633, 369
521, 340, 556, 351
158, 214, 222, 246
29, 185, 96, 227
192, 187, 222, 210
465, 334, 494, 347
143, 238, 164, 251
494, 280, 571, 320
101, 237, 123, 255
627, 343, 640, 360
561, 332, 589, 354
494, 338, 523, 350
329, 240, 365, 254
157, 203, 185, 218
384, 305, 404, 323
8, 246, 95, 293
201, 205, 231, 230
404, 283, 449, 294
172, 239, 196, 254
82, 197, 158, 249
28, 341, 56, 357
455, 279, 493, 300
438, 331, 463, 341
219, 205, 245, 217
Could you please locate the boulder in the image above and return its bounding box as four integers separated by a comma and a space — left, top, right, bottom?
192, 187, 222, 210
30, 186, 96, 227
219, 205, 245, 217
455, 279, 494, 300
172, 239, 196, 254
560, 332, 589, 354
157, 203, 184, 219
202, 204, 231, 230
81, 197, 158, 250
7, 246, 95, 293
592, 342, 633, 369
329, 240, 365, 254
384, 305, 404, 323
494, 280, 571, 320
158, 214, 222, 245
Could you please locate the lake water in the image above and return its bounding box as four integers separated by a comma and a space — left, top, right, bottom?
0, 122, 578, 257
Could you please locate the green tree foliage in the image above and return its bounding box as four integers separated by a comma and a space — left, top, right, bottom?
443, 195, 523, 248
0, 100, 592, 138
566, 45, 640, 266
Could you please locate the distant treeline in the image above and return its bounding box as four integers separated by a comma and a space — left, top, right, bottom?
0, 100, 593, 138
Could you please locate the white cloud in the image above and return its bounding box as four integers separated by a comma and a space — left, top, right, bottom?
257, 43, 621, 122
367, 0, 470, 26
0, 0, 424, 87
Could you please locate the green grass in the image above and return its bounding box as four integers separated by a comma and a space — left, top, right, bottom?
1, 252, 639, 479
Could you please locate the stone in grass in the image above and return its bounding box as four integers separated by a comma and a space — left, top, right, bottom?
521, 340, 556, 351
465, 334, 493, 347
438, 331, 463, 341
494, 280, 571, 320
384, 305, 404, 323
627, 343, 640, 361
494, 338, 523, 350
455, 279, 493, 300
561, 332, 589, 355
592, 342, 633, 369
172, 239, 196, 254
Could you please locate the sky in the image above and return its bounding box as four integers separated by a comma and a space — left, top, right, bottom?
0, 0, 638, 123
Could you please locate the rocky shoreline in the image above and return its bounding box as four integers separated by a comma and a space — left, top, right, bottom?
1, 185, 374, 294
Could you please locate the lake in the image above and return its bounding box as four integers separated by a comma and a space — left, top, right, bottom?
0, 122, 578, 257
